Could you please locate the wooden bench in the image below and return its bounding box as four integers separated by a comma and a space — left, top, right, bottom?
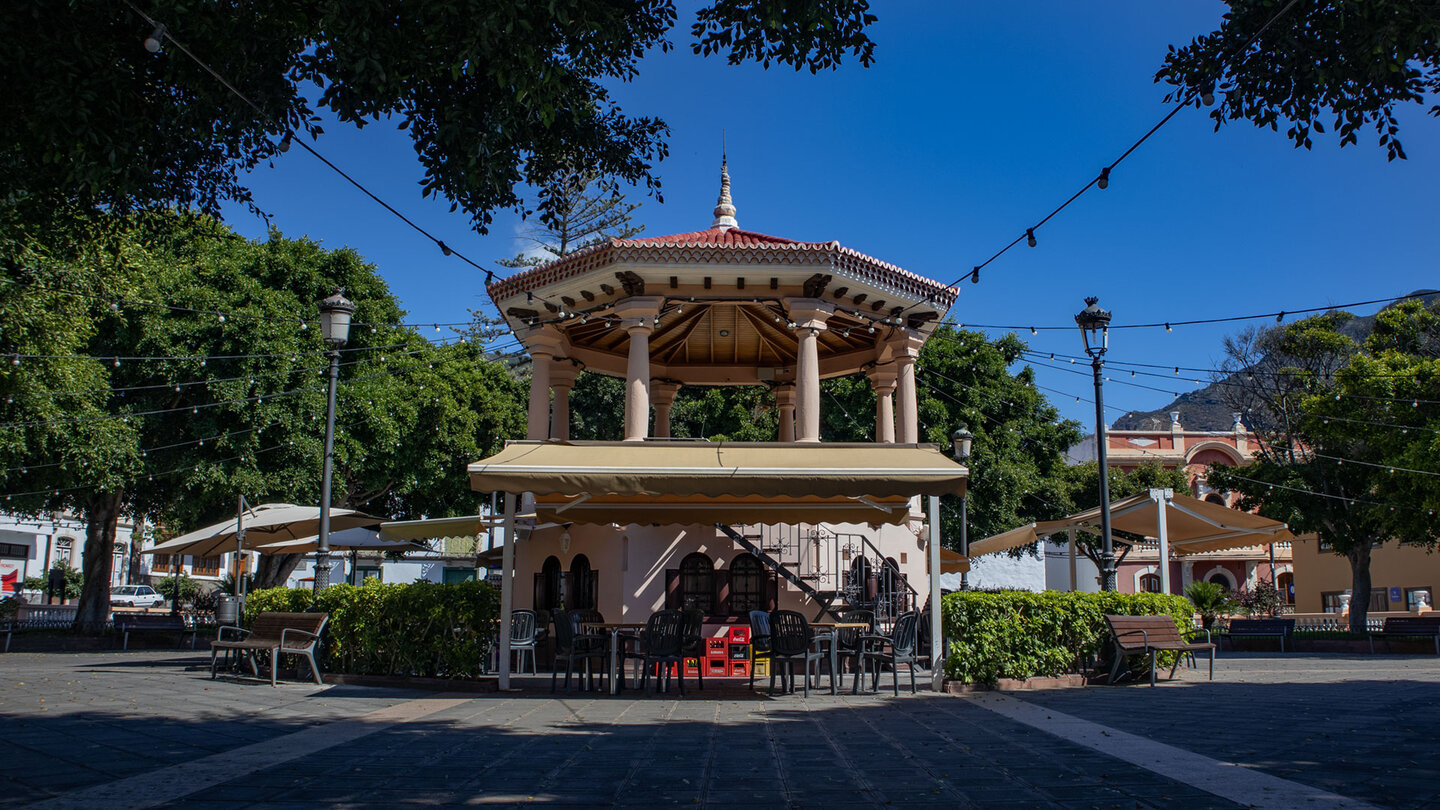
210, 612, 328, 687
1105, 614, 1215, 686
115, 612, 197, 651
1220, 618, 1295, 652
1368, 615, 1440, 655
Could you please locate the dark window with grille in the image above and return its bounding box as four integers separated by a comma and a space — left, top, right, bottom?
729, 554, 764, 613
680, 552, 714, 613
534, 556, 563, 611
0, 542, 27, 559
569, 554, 597, 610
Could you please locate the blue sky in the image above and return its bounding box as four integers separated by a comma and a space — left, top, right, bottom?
218, 1, 1439, 430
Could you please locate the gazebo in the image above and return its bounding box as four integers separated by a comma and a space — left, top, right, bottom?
474, 160, 967, 688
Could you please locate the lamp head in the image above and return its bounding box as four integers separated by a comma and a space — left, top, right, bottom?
1074, 296, 1111, 356
318, 289, 356, 348
950, 425, 974, 461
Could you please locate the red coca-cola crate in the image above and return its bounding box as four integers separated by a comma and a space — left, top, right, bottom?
730, 660, 751, 678
728, 643, 751, 661
727, 626, 750, 645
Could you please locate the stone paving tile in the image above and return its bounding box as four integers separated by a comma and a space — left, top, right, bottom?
6, 649, 1432, 808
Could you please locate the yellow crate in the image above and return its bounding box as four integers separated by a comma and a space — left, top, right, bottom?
751, 658, 768, 677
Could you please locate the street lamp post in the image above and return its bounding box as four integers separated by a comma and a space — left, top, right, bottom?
1075, 296, 1117, 592
950, 426, 974, 590
315, 289, 355, 593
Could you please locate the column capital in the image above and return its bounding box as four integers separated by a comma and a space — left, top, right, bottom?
887, 328, 926, 361
773, 382, 797, 406
784, 298, 834, 331
614, 295, 666, 325
651, 380, 682, 406
866, 365, 898, 392
550, 360, 580, 390
521, 324, 566, 358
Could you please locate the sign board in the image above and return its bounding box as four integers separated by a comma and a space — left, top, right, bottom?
0, 559, 24, 596
1390, 586, 1403, 602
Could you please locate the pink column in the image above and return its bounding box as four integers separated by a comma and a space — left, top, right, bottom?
550, 362, 578, 441
892, 331, 924, 444
524, 328, 564, 441
867, 366, 897, 443
786, 300, 834, 443
614, 297, 665, 442
651, 381, 682, 438
775, 384, 797, 442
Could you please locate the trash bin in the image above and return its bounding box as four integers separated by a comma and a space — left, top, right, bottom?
215, 595, 241, 627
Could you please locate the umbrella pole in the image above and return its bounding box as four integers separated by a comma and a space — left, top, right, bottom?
1151, 488, 1172, 595
236, 495, 247, 603
498, 492, 517, 690
927, 495, 943, 692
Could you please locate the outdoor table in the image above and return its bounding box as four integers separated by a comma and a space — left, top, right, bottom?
581, 622, 647, 695
808, 621, 870, 694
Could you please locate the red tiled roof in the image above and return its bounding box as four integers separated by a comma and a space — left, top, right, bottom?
621, 228, 822, 247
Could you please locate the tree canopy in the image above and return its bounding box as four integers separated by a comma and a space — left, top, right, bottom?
1205, 301, 1440, 630
2, 1, 876, 232
1157, 0, 1440, 160
0, 212, 525, 629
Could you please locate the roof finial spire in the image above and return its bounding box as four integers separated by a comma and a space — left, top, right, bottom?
712, 135, 738, 231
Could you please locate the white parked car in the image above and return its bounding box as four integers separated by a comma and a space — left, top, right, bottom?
110, 585, 166, 608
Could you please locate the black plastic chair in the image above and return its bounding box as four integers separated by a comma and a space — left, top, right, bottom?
748, 610, 773, 691
680, 608, 705, 691
638, 609, 686, 696
768, 610, 832, 697
509, 609, 539, 675
550, 610, 608, 693
833, 609, 875, 693
858, 611, 920, 695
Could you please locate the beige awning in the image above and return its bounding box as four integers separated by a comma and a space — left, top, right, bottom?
468, 440, 968, 527
144, 503, 384, 558
939, 547, 970, 574
379, 514, 499, 542
969, 492, 1293, 557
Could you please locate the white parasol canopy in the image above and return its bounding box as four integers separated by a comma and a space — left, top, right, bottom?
143, 503, 384, 558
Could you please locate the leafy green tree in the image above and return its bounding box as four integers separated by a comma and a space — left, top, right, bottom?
2, 1, 876, 231
1206, 302, 1440, 631
915, 325, 1086, 549
1157, 1, 1440, 160
0, 213, 526, 629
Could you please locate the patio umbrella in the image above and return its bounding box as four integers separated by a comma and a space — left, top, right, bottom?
252, 527, 428, 555
143, 503, 384, 558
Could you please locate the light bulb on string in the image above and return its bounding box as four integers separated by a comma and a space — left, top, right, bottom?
144, 23, 166, 53
1097, 168, 1110, 190
1026, 229, 1037, 248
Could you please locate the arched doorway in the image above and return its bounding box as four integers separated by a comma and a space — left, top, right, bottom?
534, 555, 563, 612
1276, 571, 1295, 605
569, 554, 596, 610
679, 552, 715, 613
729, 554, 765, 614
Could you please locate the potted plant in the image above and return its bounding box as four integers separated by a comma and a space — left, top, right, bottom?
1184, 581, 1233, 630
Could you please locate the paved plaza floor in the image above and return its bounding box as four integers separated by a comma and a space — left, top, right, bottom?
1, 649, 1436, 809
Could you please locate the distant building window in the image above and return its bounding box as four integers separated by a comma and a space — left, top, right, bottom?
1406, 587, 1433, 611
1139, 573, 1161, 593
1206, 573, 1232, 592
1321, 591, 1345, 614
0, 542, 27, 559
192, 556, 221, 577
1277, 572, 1295, 605
55, 536, 74, 564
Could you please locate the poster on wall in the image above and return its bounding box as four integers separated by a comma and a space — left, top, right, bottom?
0, 558, 24, 597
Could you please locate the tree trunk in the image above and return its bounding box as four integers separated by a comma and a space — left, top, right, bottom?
251, 553, 304, 590
1347, 543, 1372, 633
73, 490, 122, 634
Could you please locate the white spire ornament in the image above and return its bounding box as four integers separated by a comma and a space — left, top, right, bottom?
712, 155, 738, 231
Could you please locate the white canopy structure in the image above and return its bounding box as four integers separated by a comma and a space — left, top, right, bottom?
969, 489, 1294, 593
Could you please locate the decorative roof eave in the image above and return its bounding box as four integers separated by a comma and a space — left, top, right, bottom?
486, 238, 960, 310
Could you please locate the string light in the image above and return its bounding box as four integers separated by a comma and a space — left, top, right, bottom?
1025, 229, 1037, 248
143, 23, 165, 53
1097, 168, 1110, 190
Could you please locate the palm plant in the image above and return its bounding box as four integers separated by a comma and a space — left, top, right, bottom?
1184, 581, 1233, 629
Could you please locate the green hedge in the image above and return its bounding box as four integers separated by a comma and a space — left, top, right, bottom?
244, 579, 500, 679
941, 590, 1195, 684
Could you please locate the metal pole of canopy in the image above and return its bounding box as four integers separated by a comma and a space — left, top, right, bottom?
498, 492, 517, 691
1067, 528, 1078, 591
927, 495, 943, 693
1152, 488, 1173, 595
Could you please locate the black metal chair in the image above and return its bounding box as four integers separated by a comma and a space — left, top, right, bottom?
550, 610, 608, 693
833, 609, 875, 693
749, 610, 773, 691
858, 611, 920, 695
768, 610, 832, 697
680, 608, 705, 691
509, 609, 539, 675
638, 609, 686, 696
